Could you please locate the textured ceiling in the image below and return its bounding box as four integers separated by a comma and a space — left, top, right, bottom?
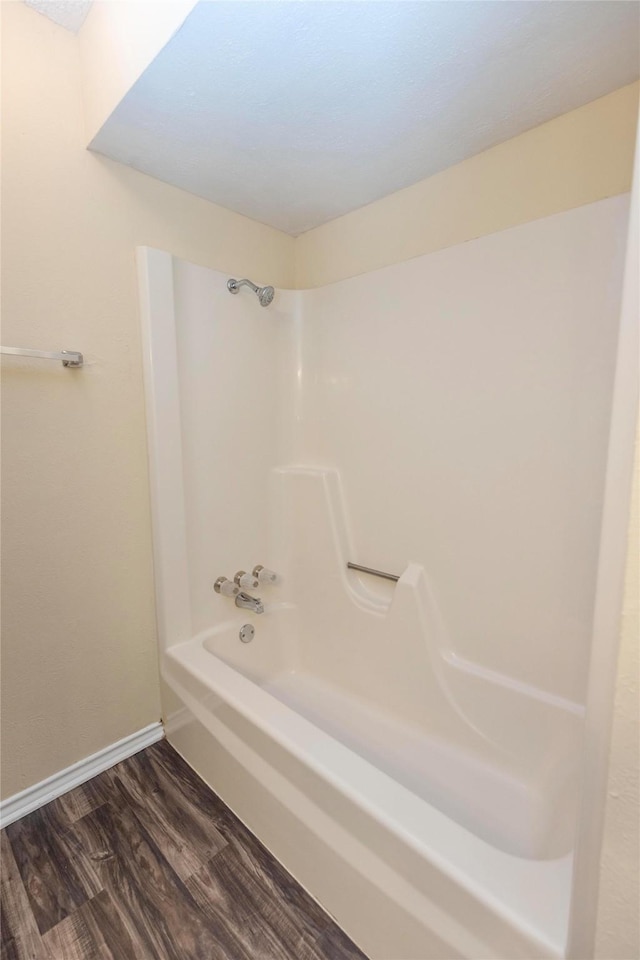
90, 1, 640, 236
24, 0, 92, 33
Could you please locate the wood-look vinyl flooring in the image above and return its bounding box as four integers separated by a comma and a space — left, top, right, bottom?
1, 739, 369, 960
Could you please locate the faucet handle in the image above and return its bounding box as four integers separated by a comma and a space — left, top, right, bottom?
253, 565, 278, 585
214, 576, 240, 597
234, 570, 259, 590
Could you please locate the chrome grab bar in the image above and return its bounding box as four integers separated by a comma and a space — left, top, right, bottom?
347, 562, 399, 582
1, 346, 83, 367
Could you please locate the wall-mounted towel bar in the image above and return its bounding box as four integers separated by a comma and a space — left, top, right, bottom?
347, 562, 399, 582
1, 346, 83, 367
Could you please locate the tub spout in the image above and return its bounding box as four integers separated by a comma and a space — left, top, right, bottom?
235, 591, 264, 615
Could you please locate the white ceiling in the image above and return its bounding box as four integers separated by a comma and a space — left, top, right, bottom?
24, 0, 92, 33
90, 1, 639, 236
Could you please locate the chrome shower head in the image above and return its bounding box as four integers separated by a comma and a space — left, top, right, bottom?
257, 285, 275, 307
227, 277, 275, 307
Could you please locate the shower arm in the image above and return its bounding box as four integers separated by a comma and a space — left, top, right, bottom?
228, 278, 260, 295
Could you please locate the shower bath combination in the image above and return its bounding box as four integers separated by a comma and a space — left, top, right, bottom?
227, 276, 275, 306
138, 188, 635, 960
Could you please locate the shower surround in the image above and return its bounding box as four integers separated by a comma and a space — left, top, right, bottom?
138, 195, 629, 959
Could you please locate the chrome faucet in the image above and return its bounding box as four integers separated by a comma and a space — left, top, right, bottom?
235, 591, 264, 615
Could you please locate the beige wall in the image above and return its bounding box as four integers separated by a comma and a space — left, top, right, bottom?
295, 82, 639, 288
0, 0, 294, 800
595, 429, 639, 959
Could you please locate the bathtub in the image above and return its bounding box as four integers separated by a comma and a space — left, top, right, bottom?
162, 610, 578, 960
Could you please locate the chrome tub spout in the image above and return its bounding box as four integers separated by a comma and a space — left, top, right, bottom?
235, 591, 264, 615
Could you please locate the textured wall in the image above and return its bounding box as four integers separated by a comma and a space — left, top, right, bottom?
295, 82, 639, 288
79, 0, 197, 142
0, 0, 294, 800
595, 438, 639, 960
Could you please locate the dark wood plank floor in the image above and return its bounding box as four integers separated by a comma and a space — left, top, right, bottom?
1, 739, 369, 960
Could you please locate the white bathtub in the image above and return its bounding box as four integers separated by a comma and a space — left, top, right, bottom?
162, 613, 578, 960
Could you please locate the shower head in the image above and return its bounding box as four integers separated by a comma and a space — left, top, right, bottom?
257, 285, 275, 307
227, 277, 275, 307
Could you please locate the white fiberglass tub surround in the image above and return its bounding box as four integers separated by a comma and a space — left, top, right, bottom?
139, 195, 631, 960
198, 467, 583, 862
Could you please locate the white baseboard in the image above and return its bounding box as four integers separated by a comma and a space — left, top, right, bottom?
0, 721, 164, 828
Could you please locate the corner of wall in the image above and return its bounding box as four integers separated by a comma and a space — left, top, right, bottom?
294, 81, 639, 289
79, 0, 198, 144
594, 426, 640, 959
